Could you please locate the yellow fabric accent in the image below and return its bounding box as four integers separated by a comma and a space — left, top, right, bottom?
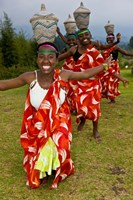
102, 63, 108, 71
35, 138, 60, 179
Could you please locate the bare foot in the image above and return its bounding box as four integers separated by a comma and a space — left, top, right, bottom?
40, 175, 49, 186
77, 117, 86, 132
93, 131, 101, 143
109, 100, 115, 104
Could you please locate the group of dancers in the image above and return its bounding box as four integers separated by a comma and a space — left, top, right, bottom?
0, 3, 132, 190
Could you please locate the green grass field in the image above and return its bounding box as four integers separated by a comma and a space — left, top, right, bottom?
0, 69, 133, 200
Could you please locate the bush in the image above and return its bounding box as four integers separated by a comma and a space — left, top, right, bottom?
118, 55, 133, 69
0, 65, 37, 79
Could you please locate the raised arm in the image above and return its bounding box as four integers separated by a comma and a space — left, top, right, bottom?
57, 27, 68, 45
58, 45, 77, 61
95, 33, 121, 50
114, 73, 129, 87
60, 55, 112, 81
0, 72, 33, 91
116, 46, 133, 56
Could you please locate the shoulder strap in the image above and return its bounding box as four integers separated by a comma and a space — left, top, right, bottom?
34, 70, 37, 80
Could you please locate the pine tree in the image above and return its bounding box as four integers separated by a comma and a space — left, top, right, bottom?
14, 30, 37, 67
0, 12, 17, 67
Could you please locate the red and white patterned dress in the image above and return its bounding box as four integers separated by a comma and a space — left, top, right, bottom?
62, 46, 105, 123
20, 69, 74, 189
101, 46, 121, 101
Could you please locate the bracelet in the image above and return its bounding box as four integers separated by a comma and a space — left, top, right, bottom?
102, 63, 108, 71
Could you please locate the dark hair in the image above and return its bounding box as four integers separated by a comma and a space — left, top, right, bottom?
37, 42, 59, 57
66, 33, 77, 39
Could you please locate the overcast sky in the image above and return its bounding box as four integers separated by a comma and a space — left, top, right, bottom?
0, 0, 133, 41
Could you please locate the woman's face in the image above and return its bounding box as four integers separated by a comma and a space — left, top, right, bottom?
106, 36, 115, 44
37, 45, 58, 74
78, 31, 91, 46
67, 38, 77, 47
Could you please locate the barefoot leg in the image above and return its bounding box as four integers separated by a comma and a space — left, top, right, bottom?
92, 121, 101, 142
77, 116, 86, 132
40, 174, 49, 186
109, 98, 116, 104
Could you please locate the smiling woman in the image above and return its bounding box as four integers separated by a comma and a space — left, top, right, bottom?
0, 40, 110, 189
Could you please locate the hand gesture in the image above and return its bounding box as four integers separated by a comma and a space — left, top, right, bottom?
122, 78, 129, 88
116, 33, 121, 42
67, 45, 77, 56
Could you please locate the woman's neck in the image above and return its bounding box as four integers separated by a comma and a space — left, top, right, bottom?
78, 43, 90, 54
37, 70, 55, 89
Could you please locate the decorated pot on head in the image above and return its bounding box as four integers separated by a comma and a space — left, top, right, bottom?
30, 4, 59, 44
104, 21, 114, 34
63, 14, 76, 34
73, 2, 91, 30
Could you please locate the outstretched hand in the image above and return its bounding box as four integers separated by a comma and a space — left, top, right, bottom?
122, 78, 129, 88
67, 45, 78, 56
116, 33, 121, 42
